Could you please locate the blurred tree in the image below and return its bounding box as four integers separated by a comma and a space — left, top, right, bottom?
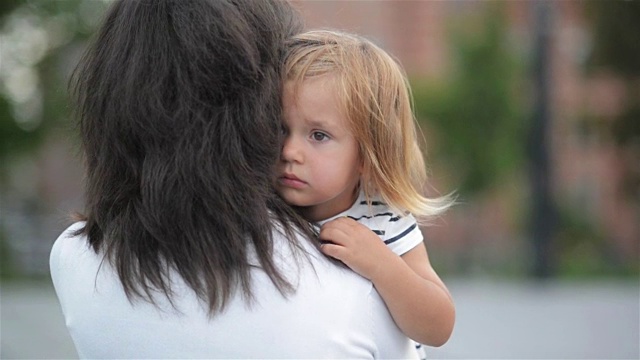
587, 1, 640, 78
0, 0, 108, 171
412, 4, 524, 198
0, 0, 107, 278
582, 0, 640, 273
586, 0, 640, 205
0, 0, 21, 18
411, 3, 612, 279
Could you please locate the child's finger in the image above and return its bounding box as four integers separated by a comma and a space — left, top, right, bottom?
329, 216, 359, 229
320, 242, 347, 261
318, 225, 350, 246
321, 216, 361, 234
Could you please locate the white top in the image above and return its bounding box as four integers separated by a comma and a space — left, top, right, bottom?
50, 222, 417, 359
319, 191, 423, 256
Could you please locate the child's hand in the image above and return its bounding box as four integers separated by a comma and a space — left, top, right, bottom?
319, 217, 396, 281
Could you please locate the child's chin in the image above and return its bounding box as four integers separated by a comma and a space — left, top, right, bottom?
276, 191, 303, 207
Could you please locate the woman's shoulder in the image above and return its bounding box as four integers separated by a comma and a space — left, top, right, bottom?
51, 221, 89, 254
49, 222, 95, 274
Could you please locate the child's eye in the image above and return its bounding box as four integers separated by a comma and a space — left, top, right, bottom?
311, 131, 329, 141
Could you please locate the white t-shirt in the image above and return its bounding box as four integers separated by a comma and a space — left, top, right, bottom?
50, 222, 417, 359
319, 191, 423, 256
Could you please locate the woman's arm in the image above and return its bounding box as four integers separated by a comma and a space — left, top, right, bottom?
319, 217, 455, 346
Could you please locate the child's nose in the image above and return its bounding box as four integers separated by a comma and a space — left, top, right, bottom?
281, 136, 303, 163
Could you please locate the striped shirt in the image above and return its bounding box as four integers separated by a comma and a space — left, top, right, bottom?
318, 190, 423, 256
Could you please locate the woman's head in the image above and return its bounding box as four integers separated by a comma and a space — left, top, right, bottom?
283, 30, 451, 218
71, 0, 307, 312
76, 0, 301, 189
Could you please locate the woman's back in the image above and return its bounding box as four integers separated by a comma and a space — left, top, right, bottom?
51, 222, 416, 359
50, 0, 417, 357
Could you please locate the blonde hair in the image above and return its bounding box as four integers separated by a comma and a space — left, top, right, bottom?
284, 30, 453, 220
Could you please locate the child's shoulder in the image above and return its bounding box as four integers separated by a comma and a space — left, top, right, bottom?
348, 192, 423, 255
347, 192, 397, 219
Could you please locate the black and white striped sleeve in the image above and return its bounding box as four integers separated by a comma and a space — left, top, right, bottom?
379, 212, 423, 255
348, 200, 423, 256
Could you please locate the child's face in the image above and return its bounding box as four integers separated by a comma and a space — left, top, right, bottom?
276, 75, 362, 222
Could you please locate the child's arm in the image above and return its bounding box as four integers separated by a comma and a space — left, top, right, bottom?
319, 217, 455, 347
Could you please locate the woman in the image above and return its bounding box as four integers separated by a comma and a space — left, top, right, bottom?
50, 0, 417, 358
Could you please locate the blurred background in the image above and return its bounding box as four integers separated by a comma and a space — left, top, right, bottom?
1, 0, 638, 359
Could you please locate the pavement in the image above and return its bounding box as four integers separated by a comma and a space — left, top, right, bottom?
1, 280, 76, 359
1, 278, 638, 359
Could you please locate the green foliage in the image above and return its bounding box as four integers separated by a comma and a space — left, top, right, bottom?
0, 0, 107, 174
0, 96, 45, 167
412, 5, 525, 197
586, 1, 640, 77
0, 0, 20, 17
585, 1, 640, 205
0, 225, 17, 280
555, 205, 639, 278
0, 0, 108, 278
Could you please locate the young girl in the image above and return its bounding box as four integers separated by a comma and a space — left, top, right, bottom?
276, 30, 456, 351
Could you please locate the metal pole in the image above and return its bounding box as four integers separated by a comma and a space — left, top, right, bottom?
528, 1, 556, 278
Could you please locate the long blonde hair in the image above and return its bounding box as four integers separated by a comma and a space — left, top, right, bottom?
284, 30, 453, 220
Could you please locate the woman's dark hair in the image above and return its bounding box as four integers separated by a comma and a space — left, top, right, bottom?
70, 0, 311, 312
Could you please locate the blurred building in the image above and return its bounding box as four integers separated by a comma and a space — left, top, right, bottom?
3, 0, 637, 277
